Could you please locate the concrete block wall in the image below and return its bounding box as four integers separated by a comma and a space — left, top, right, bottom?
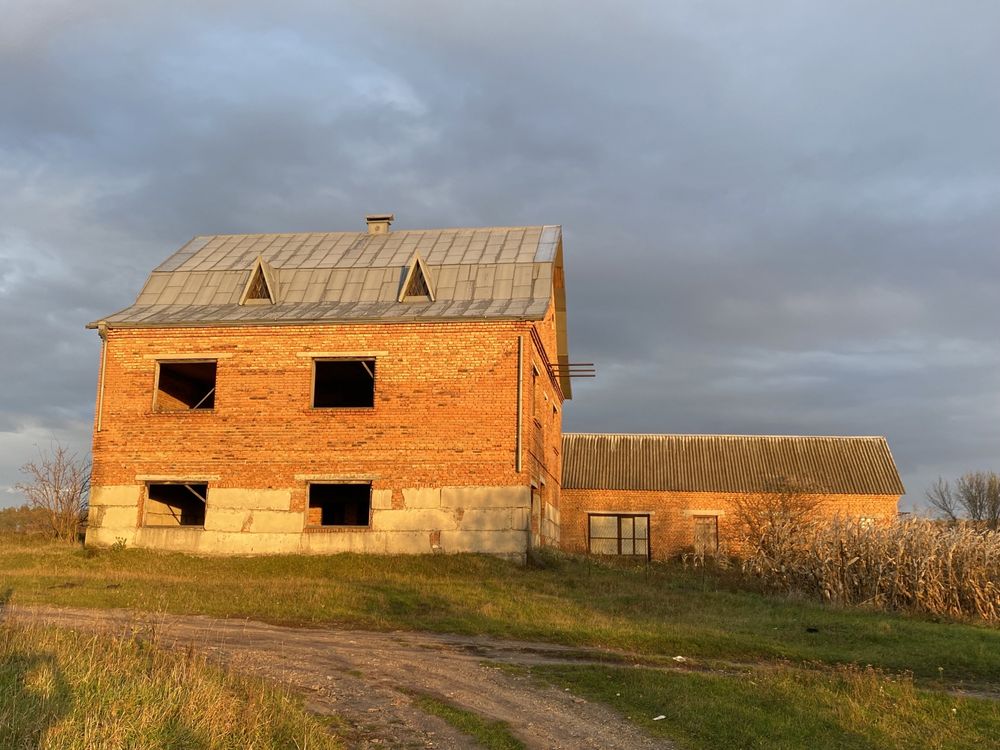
560, 489, 901, 560
86, 317, 563, 558
88, 484, 530, 557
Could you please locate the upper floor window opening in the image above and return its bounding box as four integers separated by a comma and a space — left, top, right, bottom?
313, 358, 376, 408
154, 360, 217, 412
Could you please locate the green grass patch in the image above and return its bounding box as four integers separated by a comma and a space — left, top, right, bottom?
532, 663, 1000, 750
1, 537, 998, 684
0, 621, 341, 750
408, 692, 524, 750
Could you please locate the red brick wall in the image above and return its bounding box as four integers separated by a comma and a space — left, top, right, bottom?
523, 300, 563, 546
92, 317, 564, 518
561, 489, 900, 560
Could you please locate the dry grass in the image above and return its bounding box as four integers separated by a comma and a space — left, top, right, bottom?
0, 622, 341, 750
742, 517, 1000, 621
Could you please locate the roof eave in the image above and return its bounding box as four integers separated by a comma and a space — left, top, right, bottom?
92, 311, 549, 330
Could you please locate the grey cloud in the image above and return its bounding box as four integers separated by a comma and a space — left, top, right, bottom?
2, 0, 999, 508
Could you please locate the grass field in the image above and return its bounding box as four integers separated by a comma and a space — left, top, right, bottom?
0, 621, 340, 750
531, 663, 1000, 750
2, 536, 998, 748
2, 537, 997, 683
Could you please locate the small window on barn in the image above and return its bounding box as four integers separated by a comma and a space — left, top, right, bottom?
588, 513, 649, 558
144, 483, 207, 527
693, 515, 719, 555
312, 359, 375, 408
155, 361, 217, 411
308, 483, 371, 527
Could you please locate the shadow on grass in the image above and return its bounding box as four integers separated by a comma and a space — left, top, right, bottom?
0, 624, 73, 748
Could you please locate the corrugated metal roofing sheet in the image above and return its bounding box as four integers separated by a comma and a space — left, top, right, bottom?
562, 433, 905, 495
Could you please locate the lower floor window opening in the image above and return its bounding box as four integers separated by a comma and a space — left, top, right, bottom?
308, 483, 372, 527
588, 513, 649, 558
144, 483, 207, 527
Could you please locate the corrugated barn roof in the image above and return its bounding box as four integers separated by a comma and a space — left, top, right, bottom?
562, 433, 905, 495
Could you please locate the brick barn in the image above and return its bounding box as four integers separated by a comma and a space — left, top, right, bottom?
85, 216, 569, 558
560, 433, 904, 560
84, 215, 904, 559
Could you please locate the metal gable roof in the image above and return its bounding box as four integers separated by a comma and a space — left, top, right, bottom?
90, 225, 562, 328
562, 433, 905, 495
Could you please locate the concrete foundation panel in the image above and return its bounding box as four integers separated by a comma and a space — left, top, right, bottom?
208, 488, 291, 511
372, 509, 458, 532
440, 529, 526, 554
441, 486, 529, 509
89, 485, 141, 507
402, 488, 442, 509
93, 505, 140, 529
459, 508, 517, 531
371, 489, 393, 510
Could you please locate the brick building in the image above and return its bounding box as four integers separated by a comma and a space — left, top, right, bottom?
561, 433, 904, 560
85, 216, 570, 559
85, 215, 904, 560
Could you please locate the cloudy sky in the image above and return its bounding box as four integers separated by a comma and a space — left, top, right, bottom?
2, 1, 998, 510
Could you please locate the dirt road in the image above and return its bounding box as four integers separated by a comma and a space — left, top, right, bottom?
6, 605, 669, 749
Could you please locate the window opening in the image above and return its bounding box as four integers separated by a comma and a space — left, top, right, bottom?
313, 359, 375, 408
239, 256, 278, 304
308, 483, 371, 526
531, 367, 539, 418
245, 266, 271, 300
144, 483, 207, 527
693, 515, 719, 555
588, 513, 649, 558
155, 361, 217, 411
398, 254, 435, 302
405, 268, 430, 297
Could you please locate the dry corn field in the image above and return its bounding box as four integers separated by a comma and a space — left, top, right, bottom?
741, 518, 1000, 622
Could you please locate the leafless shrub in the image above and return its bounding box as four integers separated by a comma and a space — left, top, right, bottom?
926, 472, 1000, 529
741, 516, 1000, 622
14, 443, 90, 542
729, 477, 823, 559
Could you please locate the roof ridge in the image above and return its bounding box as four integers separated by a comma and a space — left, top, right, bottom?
187, 225, 552, 240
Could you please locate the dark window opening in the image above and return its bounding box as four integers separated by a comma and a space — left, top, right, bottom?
399, 256, 433, 302
156, 361, 216, 411
693, 515, 719, 555
245, 267, 272, 301
144, 483, 207, 527
308, 483, 371, 526
404, 269, 430, 298
588, 513, 649, 558
313, 359, 375, 408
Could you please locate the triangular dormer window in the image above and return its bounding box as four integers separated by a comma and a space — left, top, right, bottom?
398, 254, 435, 302
239, 256, 279, 305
